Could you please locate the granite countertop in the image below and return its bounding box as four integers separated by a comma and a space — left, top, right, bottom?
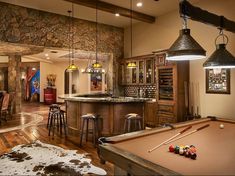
58, 93, 155, 103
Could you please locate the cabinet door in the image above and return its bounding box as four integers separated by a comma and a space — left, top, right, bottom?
125, 63, 131, 84
131, 61, 137, 84
138, 60, 144, 84
146, 60, 153, 84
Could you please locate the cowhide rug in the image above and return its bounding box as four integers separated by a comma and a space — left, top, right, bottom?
0, 140, 106, 175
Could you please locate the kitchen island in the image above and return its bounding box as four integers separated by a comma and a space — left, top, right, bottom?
59, 94, 154, 136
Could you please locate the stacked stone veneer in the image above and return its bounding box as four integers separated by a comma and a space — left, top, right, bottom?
0, 2, 124, 111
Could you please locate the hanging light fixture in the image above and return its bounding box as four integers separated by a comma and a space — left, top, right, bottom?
83, 0, 103, 74
66, 3, 78, 72
166, 14, 206, 61
127, 0, 137, 68
203, 29, 235, 69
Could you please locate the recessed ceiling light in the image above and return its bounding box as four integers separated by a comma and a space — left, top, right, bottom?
136, 2, 143, 7
45, 53, 49, 57
115, 13, 120, 17
46, 57, 50, 60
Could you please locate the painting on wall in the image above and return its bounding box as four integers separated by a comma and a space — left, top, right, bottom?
206, 68, 230, 94
90, 73, 102, 91
31, 70, 40, 101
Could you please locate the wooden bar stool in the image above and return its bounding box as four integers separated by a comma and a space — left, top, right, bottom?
48, 109, 67, 138
47, 104, 60, 128
79, 113, 100, 147
124, 113, 143, 133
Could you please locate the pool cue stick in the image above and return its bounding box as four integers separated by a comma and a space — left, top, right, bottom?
148, 126, 192, 153
164, 124, 210, 145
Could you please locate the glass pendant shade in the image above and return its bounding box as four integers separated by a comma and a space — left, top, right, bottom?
203, 44, 235, 69
167, 29, 206, 61
127, 62, 137, 68
66, 62, 78, 72
92, 62, 102, 69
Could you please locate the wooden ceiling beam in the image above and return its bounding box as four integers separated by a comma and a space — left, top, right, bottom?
64, 0, 156, 23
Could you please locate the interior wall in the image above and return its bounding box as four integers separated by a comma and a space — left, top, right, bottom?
39, 59, 108, 103
124, 0, 235, 119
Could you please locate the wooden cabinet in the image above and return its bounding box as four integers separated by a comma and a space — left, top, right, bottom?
156, 56, 189, 125
44, 88, 56, 105
120, 54, 156, 85
144, 101, 158, 127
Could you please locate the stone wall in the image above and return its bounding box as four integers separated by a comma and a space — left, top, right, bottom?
0, 2, 124, 94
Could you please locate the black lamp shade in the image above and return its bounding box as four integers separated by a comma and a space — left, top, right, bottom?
203, 44, 235, 68
167, 29, 206, 60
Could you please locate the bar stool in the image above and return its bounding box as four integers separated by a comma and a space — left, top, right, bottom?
124, 113, 143, 133
47, 104, 60, 128
48, 109, 60, 137
48, 109, 67, 138
79, 113, 100, 147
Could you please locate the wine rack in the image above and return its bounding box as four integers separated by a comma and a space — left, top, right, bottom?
158, 68, 173, 100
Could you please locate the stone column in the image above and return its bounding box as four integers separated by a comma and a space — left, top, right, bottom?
8, 55, 21, 113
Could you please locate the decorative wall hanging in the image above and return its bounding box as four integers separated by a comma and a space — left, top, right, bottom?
206, 68, 230, 94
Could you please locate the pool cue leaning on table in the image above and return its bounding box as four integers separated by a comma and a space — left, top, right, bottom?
148, 126, 192, 153
164, 124, 210, 145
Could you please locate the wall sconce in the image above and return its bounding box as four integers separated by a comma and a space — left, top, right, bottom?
203, 29, 235, 69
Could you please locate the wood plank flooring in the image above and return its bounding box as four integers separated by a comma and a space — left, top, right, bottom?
0, 102, 114, 175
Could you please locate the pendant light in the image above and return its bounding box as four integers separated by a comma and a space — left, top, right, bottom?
83, 0, 103, 74
166, 14, 206, 61
66, 3, 78, 72
203, 28, 235, 69
127, 0, 137, 68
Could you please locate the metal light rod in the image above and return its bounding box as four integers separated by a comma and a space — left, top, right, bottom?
180, 0, 235, 33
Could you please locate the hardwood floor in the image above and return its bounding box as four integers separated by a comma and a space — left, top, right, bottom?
0, 102, 114, 175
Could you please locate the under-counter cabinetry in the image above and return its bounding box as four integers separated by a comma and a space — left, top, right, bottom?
157, 59, 189, 125
144, 101, 158, 127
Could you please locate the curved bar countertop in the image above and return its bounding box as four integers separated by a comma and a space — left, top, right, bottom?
59, 94, 152, 103
59, 93, 155, 136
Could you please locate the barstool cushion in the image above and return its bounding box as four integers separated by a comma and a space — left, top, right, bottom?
81, 113, 96, 119
126, 113, 142, 119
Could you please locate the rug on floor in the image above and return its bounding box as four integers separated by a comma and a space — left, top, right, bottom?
0, 140, 106, 175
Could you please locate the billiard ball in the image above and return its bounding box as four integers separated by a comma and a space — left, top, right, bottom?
174, 146, 180, 154
190, 153, 197, 160
169, 145, 175, 152
220, 124, 224, 129
179, 147, 184, 155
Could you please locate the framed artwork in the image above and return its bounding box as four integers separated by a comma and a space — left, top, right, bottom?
156, 54, 165, 66
206, 68, 230, 94
90, 73, 102, 91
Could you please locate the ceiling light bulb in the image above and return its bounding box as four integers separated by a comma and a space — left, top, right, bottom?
136, 2, 143, 7
115, 13, 120, 17
46, 57, 50, 60
45, 53, 49, 57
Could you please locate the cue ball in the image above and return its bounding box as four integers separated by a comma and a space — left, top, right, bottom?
220, 124, 224, 129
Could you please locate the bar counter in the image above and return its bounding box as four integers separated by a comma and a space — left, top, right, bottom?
59, 94, 153, 136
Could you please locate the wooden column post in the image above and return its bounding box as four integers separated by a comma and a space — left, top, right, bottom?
8, 55, 22, 113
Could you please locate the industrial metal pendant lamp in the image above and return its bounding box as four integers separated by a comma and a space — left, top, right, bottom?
127, 0, 137, 68
66, 3, 78, 72
203, 29, 235, 69
166, 15, 206, 61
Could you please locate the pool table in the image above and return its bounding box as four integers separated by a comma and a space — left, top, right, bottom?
98, 117, 235, 175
